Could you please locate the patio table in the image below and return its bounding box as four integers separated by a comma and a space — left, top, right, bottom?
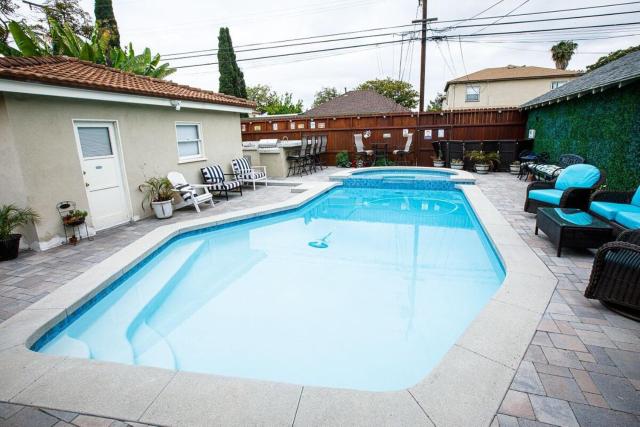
535, 208, 613, 257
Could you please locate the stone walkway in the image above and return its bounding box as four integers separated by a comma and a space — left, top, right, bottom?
1, 169, 639, 427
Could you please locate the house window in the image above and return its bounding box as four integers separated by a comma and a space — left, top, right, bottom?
297, 123, 305, 129
272, 123, 278, 131
176, 123, 204, 160
290, 122, 296, 130
551, 81, 567, 89
465, 85, 480, 102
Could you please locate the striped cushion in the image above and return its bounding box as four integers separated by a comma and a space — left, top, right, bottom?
209, 181, 241, 191
201, 165, 225, 184
175, 183, 196, 202
239, 170, 266, 180
232, 158, 251, 173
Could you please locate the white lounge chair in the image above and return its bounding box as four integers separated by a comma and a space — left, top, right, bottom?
393, 133, 413, 165
167, 171, 215, 213
354, 133, 374, 166
231, 158, 267, 191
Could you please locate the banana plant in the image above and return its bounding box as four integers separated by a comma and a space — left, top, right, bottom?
0, 19, 175, 78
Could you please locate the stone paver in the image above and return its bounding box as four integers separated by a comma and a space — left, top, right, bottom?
2, 170, 640, 426
479, 173, 640, 427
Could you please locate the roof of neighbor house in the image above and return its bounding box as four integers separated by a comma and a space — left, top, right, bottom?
302, 90, 411, 117
444, 65, 582, 90
0, 56, 255, 109
522, 50, 640, 109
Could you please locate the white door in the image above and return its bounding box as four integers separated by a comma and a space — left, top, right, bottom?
74, 121, 130, 230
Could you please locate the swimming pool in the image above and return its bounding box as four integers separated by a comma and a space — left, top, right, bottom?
34, 184, 504, 392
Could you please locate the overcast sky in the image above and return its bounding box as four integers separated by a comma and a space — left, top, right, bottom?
44, 1, 640, 108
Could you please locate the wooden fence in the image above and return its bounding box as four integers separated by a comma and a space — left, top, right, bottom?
241, 108, 527, 166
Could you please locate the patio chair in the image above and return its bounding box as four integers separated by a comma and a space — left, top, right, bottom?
316, 136, 328, 170
589, 185, 640, 236
528, 153, 585, 182
524, 164, 605, 213
201, 165, 243, 201
287, 137, 308, 176
231, 158, 267, 190
584, 230, 640, 320
393, 133, 413, 166
167, 171, 215, 213
354, 134, 374, 167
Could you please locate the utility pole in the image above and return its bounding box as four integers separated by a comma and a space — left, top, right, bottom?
418, 0, 428, 112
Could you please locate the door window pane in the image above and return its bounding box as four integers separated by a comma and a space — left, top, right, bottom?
78, 127, 112, 158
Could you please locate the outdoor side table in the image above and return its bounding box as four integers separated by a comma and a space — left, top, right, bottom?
535, 208, 613, 257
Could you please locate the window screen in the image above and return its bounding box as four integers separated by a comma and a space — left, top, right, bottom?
78, 127, 113, 158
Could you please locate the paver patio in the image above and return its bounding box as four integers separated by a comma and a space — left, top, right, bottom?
0, 170, 638, 427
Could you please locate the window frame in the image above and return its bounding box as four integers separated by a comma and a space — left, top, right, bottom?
175, 122, 206, 163
551, 81, 568, 89
465, 85, 480, 102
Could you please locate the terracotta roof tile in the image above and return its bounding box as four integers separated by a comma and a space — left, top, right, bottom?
0, 56, 255, 109
302, 90, 411, 117
445, 65, 582, 89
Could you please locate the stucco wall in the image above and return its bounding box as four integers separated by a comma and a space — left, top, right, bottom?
444, 77, 577, 109
2, 93, 243, 248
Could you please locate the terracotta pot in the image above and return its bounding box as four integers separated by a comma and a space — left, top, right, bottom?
0, 234, 21, 261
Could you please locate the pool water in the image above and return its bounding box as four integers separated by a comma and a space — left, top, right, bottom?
351, 169, 453, 180
36, 186, 504, 392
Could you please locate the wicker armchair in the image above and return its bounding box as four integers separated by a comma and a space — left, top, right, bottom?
524, 168, 606, 213
584, 230, 640, 320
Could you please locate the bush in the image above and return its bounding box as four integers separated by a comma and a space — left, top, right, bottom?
335, 151, 351, 168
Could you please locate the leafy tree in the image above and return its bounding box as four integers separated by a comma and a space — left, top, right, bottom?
94, 0, 119, 51
217, 27, 247, 99
247, 84, 303, 115
0, 19, 175, 78
551, 41, 578, 70
313, 86, 339, 107
41, 0, 93, 39
0, 0, 18, 42
587, 45, 640, 71
427, 92, 446, 111
356, 78, 418, 109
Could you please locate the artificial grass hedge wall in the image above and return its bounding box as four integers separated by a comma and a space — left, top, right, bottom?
527, 81, 640, 190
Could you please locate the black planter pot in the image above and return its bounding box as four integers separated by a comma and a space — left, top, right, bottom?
0, 234, 21, 261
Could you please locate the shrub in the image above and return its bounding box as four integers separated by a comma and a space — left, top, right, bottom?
335, 151, 351, 168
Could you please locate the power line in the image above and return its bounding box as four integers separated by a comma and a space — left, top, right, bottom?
446, 0, 507, 31
162, 1, 640, 58
174, 21, 640, 69
165, 9, 640, 62
471, 0, 531, 35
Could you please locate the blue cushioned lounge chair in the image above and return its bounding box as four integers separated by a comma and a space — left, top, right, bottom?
524, 164, 606, 213
589, 186, 640, 235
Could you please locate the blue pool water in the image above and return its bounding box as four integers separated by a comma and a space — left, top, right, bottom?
36, 185, 504, 392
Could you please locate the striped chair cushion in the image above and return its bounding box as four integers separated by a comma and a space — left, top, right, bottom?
201, 165, 225, 184
238, 170, 266, 180
175, 183, 196, 202
232, 158, 252, 173
209, 181, 241, 191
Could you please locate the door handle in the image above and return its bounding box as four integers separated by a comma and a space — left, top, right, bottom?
85, 183, 90, 187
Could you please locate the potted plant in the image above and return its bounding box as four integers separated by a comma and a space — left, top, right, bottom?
63, 209, 88, 226
432, 147, 445, 167
510, 161, 521, 175
139, 177, 174, 219
450, 158, 464, 170
0, 204, 40, 261
335, 151, 351, 168
466, 151, 500, 174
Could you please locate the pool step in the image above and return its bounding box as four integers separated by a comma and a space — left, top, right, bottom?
42, 334, 91, 359
63, 240, 205, 365
131, 321, 177, 370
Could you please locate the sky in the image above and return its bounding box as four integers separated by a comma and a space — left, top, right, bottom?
23, 0, 640, 109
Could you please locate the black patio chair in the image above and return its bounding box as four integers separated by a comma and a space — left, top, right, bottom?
584, 230, 640, 320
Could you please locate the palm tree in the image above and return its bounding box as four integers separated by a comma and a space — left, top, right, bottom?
551, 41, 578, 70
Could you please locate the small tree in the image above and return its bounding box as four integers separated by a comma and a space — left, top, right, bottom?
427, 93, 446, 111
42, 0, 93, 38
247, 84, 303, 115
217, 27, 247, 99
587, 45, 640, 71
313, 86, 339, 107
0, 0, 18, 42
356, 78, 418, 109
551, 41, 578, 70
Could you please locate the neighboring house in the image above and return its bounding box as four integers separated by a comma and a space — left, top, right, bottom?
302, 90, 410, 116
0, 56, 254, 250
443, 65, 582, 109
521, 51, 640, 191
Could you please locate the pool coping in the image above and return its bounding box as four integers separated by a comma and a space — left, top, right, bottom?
0, 174, 557, 426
